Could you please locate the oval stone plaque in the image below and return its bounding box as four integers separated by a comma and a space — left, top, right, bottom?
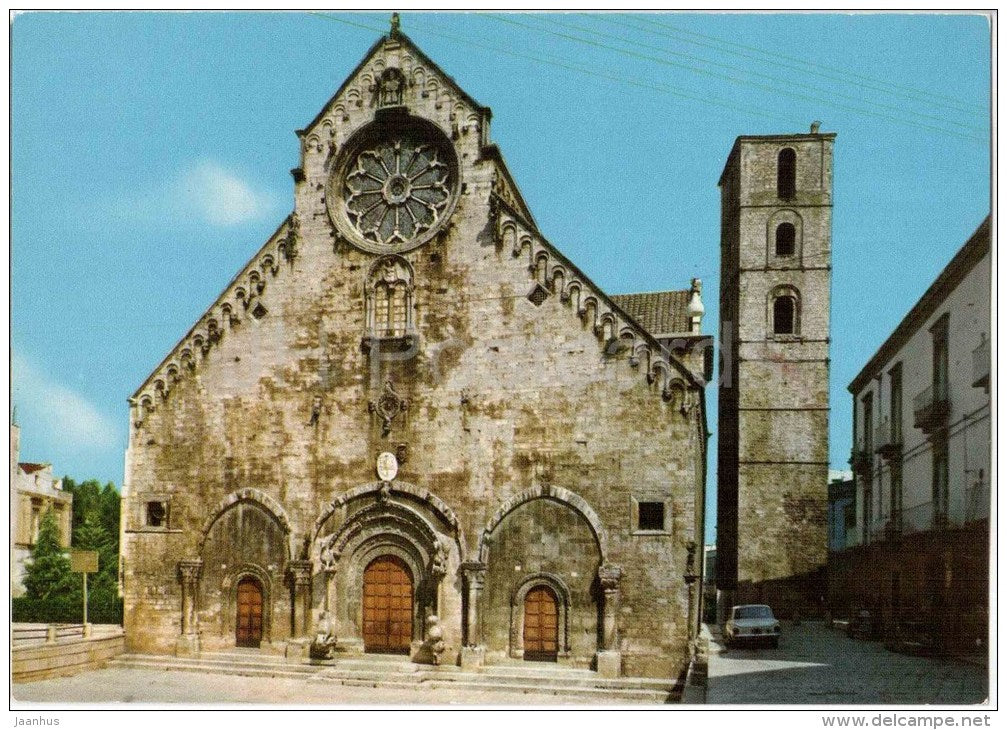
376, 451, 399, 482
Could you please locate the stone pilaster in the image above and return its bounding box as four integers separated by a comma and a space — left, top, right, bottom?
288, 560, 314, 638
596, 562, 622, 678
176, 559, 202, 656
459, 561, 486, 670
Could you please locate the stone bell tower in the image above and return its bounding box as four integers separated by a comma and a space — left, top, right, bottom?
715, 125, 834, 620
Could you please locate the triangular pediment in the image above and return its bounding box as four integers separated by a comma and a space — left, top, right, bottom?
301, 30, 487, 140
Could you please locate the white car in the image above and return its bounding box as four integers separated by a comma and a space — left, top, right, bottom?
724, 604, 781, 648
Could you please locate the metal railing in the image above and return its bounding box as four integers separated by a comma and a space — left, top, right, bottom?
913, 384, 949, 431
850, 443, 872, 474
875, 417, 902, 457
973, 337, 990, 389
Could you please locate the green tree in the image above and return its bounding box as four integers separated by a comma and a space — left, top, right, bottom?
98, 481, 120, 546
64, 477, 103, 537
22, 510, 74, 601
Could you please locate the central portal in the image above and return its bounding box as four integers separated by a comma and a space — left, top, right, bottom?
362, 555, 413, 654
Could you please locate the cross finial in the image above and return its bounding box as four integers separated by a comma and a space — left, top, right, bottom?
390, 12, 401, 36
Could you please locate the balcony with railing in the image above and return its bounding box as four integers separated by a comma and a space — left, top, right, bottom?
973, 336, 990, 391
913, 384, 950, 433
874, 417, 903, 460
849, 443, 872, 476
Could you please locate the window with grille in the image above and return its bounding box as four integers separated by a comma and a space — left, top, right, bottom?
366, 256, 413, 341
375, 281, 408, 337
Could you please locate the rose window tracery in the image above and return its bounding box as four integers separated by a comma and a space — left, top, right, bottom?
344, 138, 452, 247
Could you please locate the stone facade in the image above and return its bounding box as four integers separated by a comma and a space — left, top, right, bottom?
715, 132, 834, 620
10, 423, 73, 596
121, 25, 708, 679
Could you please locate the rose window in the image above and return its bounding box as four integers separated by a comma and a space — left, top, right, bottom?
344, 138, 453, 247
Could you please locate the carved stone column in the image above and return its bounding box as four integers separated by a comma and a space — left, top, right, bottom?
596, 562, 622, 678
176, 559, 202, 657
459, 561, 487, 670
288, 560, 313, 638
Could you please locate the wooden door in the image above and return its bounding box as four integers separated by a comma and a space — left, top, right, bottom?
523, 585, 559, 661
236, 577, 263, 648
362, 556, 413, 654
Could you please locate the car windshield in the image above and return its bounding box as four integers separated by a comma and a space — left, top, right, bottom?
735, 606, 773, 619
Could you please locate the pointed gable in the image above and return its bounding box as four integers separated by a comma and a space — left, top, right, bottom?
300, 30, 489, 148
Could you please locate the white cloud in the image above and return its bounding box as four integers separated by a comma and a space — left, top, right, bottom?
181, 161, 276, 226
117, 159, 278, 228
12, 352, 120, 456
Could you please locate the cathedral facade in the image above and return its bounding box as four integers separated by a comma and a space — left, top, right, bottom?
121, 24, 710, 679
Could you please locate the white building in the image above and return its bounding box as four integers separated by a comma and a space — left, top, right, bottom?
10, 422, 73, 596
834, 216, 990, 653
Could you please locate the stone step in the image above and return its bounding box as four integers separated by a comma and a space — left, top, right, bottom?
110, 657, 316, 681
108, 653, 677, 703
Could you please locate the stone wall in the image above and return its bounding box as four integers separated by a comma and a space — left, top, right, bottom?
12, 630, 125, 683
121, 31, 706, 679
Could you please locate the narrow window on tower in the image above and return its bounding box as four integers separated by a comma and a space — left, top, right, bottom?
775, 222, 796, 256
777, 148, 796, 200
772, 294, 798, 335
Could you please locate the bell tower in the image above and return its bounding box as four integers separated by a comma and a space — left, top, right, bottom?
715, 125, 834, 620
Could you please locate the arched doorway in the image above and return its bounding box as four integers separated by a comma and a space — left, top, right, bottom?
362, 555, 413, 654
523, 585, 559, 661
236, 577, 264, 648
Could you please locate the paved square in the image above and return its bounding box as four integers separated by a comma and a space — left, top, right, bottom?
706, 622, 988, 705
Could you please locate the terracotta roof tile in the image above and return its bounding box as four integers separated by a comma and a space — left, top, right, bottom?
610, 290, 692, 336
19, 462, 48, 475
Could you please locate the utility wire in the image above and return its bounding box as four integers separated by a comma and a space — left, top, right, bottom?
309, 12, 798, 124
485, 14, 984, 144
536, 14, 985, 135
620, 14, 980, 116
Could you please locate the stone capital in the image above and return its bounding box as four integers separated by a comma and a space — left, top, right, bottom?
460, 561, 487, 588
288, 560, 314, 587
178, 559, 203, 586
598, 563, 622, 591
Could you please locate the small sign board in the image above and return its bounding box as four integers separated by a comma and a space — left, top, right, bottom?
71, 550, 99, 574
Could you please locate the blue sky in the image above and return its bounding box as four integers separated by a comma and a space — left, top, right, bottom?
11, 12, 990, 543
